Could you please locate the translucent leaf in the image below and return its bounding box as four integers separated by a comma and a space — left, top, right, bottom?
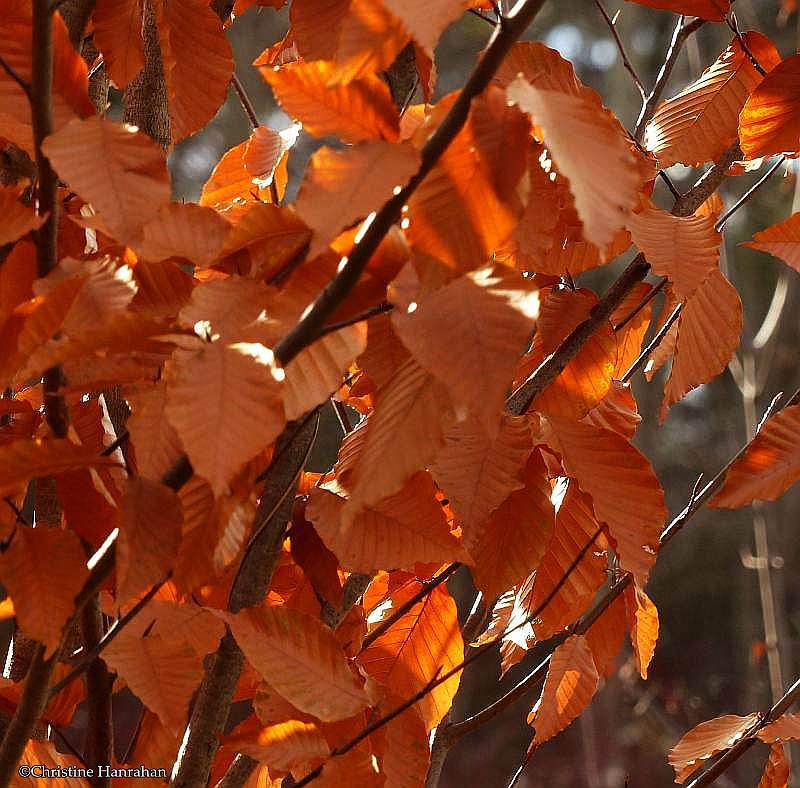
624, 0, 730, 19
507, 76, 642, 250
624, 585, 659, 680
260, 60, 400, 143
669, 713, 760, 782
530, 634, 599, 746
157, 0, 234, 142
659, 268, 742, 421
165, 341, 285, 495
392, 268, 539, 427
102, 630, 204, 735
222, 605, 370, 721
626, 203, 721, 300
0, 526, 88, 657
758, 713, 800, 743
758, 745, 790, 788
307, 471, 465, 572
431, 413, 533, 551
542, 418, 666, 585
117, 477, 183, 603
225, 719, 330, 771
744, 212, 800, 273
295, 140, 420, 255
740, 53, 800, 159
709, 405, 800, 507
645, 33, 780, 167
93, 0, 145, 89
359, 582, 463, 731
42, 117, 171, 245
0, 185, 45, 245
381, 0, 468, 55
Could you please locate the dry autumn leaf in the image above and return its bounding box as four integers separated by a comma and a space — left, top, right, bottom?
669, 713, 760, 782
744, 211, 800, 272
625, 0, 730, 19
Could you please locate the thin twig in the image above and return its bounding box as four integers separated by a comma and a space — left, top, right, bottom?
726, 12, 768, 77
714, 156, 785, 231
318, 302, 394, 338
231, 73, 259, 129
0, 56, 31, 98
613, 279, 665, 332
593, 0, 646, 98
621, 301, 682, 384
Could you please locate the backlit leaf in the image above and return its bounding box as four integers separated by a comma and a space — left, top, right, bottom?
359, 582, 463, 731
744, 212, 800, 273
624, 0, 730, 19
223, 605, 370, 721
758, 745, 790, 788
624, 585, 659, 679
669, 713, 760, 782
93, 0, 144, 89
644, 34, 780, 167
0, 185, 45, 246
709, 405, 800, 507
530, 634, 599, 746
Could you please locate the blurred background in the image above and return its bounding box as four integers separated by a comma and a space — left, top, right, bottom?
171, 2, 800, 785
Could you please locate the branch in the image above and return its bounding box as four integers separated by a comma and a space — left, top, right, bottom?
613, 278, 665, 332
318, 301, 394, 338
634, 16, 705, 141
79, 596, 112, 788
715, 156, 785, 232
674, 141, 742, 217
621, 301, 682, 383
272, 0, 549, 367
215, 753, 258, 787
231, 73, 259, 129
684, 675, 800, 787
593, 0, 646, 98
48, 573, 170, 698
171, 413, 319, 788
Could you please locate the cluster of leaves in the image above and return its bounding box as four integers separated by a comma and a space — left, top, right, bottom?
2, 0, 800, 785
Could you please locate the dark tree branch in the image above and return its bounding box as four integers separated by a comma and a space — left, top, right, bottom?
231, 73, 259, 129
318, 302, 395, 338
674, 141, 742, 217
216, 753, 258, 787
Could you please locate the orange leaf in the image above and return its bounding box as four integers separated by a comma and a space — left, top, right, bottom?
584, 592, 627, 679
93, 0, 144, 89
740, 53, 800, 159
18, 740, 90, 787
758, 713, 800, 743
405, 88, 529, 272
42, 117, 171, 245
260, 60, 400, 143
0, 185, 45, 245
102, 630, 204, 735
307, 471, 465, 572
117, 477, 183, 603
469, 450, 555, 603
758, 744, 790, 788
542, 418, 666, 585
611, 282, 653, 378
0, 526, 88, 656
624, 585, 659, 679
669, 713, 760, 782
0, 438, 113, 497
525, 480, 607, 641
131, 258, 194, 320
658, 268, 742, 421
744, 211, 800, 273
157, 0, 234, 142
392, 268, 539, 427
222, 605, 370, 721
624, 0, 730, 19
382, 0, 468, 56
626, 203, 721, 300
164, 341, 286, 495
359, 582, 463, 731
507, 76, 641, 250
582, 381, 641, 439
134, 202, 231, 268
644, 33, 780, 167
342, 357, 453, 510
226, 718, 330, 771
710, 405, 800, 507
431, 413, 533, 552
381, 701, 430, 787
516, 287, 617, 419
530, 634, 599, 746
295, 140, 420, 256
127, 381, 184, 480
